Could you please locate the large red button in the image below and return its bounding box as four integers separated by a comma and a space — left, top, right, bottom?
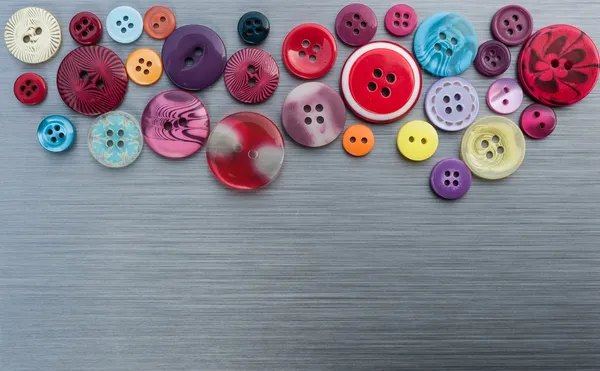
282, 23, 337, 79
340, 41, 421, 123
13, 73, 47, 105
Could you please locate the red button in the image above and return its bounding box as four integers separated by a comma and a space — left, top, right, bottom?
69, 11, 102, 45
14, 73, 47, 105
282, 23, 337, 79
340, 41, 421, 123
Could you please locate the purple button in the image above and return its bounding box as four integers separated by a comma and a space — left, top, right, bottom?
520, 103, 557, 139
162, 25, 226, 91
335, 3, 377, 46
425, 77, 479, 132
491, 5, 533, 46
224, 48, 279, 104
430, 158, 472, 200
487, 78, 523, 115
474, 40, 511, 77
384, 4, 417, 37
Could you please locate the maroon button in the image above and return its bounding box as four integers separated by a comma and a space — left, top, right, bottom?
491, 5, 533, 46
69, 11, 102, 45
224, 48, 279, 104
474, 40, 511, 77
14, 73, 47, 105
384, 4, 417, 37
335, 3, 377, 46
520, 103, 557, 139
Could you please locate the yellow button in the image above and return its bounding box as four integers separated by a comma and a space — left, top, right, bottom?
4, 7, 62, 64
126, 48, 163, 86
396, 120, 438, 161
460, 116, 526, 180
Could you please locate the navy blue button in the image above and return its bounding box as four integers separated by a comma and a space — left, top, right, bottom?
37, 115, 76, 152
237, 11, 270, 45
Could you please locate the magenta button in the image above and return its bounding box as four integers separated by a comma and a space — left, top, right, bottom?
520, 103, 557, 139
335, 3, 377, 46
486, 78, 523, 115
384, 4, 417, 37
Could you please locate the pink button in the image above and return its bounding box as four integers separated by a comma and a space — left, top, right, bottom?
384, 4, 417, 37
486, 78, 523, 115
520, 104, 557, 139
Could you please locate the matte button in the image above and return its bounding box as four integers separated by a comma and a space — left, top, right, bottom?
342, 124, 374, 157
397, 120, 438, 161
282, 23, 337, 80
88, 111, 143, 168
425, 77, 479, 132
474, 40, 511, 77
106, 6, 143, 44
430, 158, 472, 200
414, 12, 477, 77
142, 90, 210, 159
69, 11, 102, 45
14, 73, 47, 105
282, 82, 346, 147
335, 3, 377, 47
143, 6, 176, 40
126, 48, 163, 86
224, 48, 279, 104
37, 115, 75, 153
491, 5, 532, 46
4, 7, 61, 64
486, 78, 523, 115
520, 104, 557, 140
384, 4, 417, 37
237, 11, 270, 45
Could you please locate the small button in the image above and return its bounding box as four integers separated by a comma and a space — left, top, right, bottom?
520, 104, 557, 140
206, 112, 284, 190
334, 3, 377, 47
143, 6, 176, 40
14, 73, 47, 105
474, 40, 511, 77
126, 48, 163, 86
341, 41, 421, 123
106, 6, 143, 44
282, 82, 346, 147
88, 111, 143, 168
487, 78, 523, 115
460, 116, 526, 180
414, 12, 478, 77
342, 124, 374, 157
237, 11, 270, 45
224, 48, 279, 104
491, 5, 533, 46
425, 77, 479, 132
37, 115, 75, 153
142, 90, 209, 159
396, 120, 438, 162
69, 11, 102, 45
282, 23, 337, 80
5, 7, 61, 64
430, 158, 472, 200
384, 4, 417, 37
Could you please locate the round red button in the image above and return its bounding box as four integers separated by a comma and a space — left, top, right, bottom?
69, 11, 102, 45
282, 23, 337, 80
14, 73, 47, 105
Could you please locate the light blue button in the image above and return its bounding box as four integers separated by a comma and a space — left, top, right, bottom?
413, 12, 477, 77
37, 115, 76, 153
106, 6, 143, 44
88, 111, 143, 168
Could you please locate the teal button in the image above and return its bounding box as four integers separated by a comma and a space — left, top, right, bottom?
37, 115, 76, 153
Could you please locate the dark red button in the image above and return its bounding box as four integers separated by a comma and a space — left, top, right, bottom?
282, 23, 337, 80
491, 5, 533, 46
224, 48, 279, 104
14, 73, 47, 105
474, 40, 511, 77
69, 11, 102, 45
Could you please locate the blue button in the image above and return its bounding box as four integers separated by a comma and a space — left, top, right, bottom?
88, 111, 143, 168
106, 6, 143, 44
237, 11, 270, 45
413, 12, 477, 77
37, 115, 76, 153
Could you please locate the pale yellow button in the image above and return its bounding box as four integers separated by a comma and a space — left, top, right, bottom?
397, 120, 439, 161
460, 116, 526, 180
126, 48, 163, 86
4, 7, 62, 64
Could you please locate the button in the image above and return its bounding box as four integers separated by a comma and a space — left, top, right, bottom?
341, 41, 421, 123
14, 73, 47, 105
486, 78, 523, 115
460, 116, 526, 180
4, 7, 61, 64
69, 11, 102, 45
282, 82, 346, 147
430, 158, 472, 200
37, 115, 75, 153
88, 111, 143, 168
425, 77, 479, 132
206, 112, 284, 190
491, 5, 532, 46
384, 4, 417, 37
342, 124, 374, 157
518, 24, 599, 107
126, 48, 163, 86
520, 104, 557, 140
143, 6, 176, 40
141, 90, 209, 159
282, 23, 337, 80
396, 120, 438, 161
106, 6, 143, 44
162, 25, 227, 91
334, 3, 377, 47
414, 12, 478, 77
237, 11, 270, 45
57, 46, 128, 116
474, 40, 510, 77
224, 48, 279, 104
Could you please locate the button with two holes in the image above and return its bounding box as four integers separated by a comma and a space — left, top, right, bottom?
335, 3, 377, 47
384, 4, 417, 37
425, 77, 479, 132
238, 11, 270, 45
520, 104, 557, 140
144, 6, 176, 40
487, 78, 523, 115
126, 48, 163, 86
397, 120, 438, 161
224, 48, 279, 104
69, 11, 102, 45
14, 73, 47, 105
343, 124, 374, 157
5, 7, 62, 64
37, 115, 75, 153
430, 158, 472, 200
88, 111, 143, 168
282, 23, 337, 80
106, 6, 143, 44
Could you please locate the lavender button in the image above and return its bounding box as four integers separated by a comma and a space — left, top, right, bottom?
425, 77, 479, 132
487, 78, 523, 115
335, 3, 377, 47
430, 158, 472, 200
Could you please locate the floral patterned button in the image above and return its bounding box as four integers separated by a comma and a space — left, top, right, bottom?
88, 111, 143, 168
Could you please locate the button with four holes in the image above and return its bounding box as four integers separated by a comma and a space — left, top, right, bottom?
430, 158, 472, 200
384, 4, 417, 37
342, 124, 374, 157
491, 5, 533, 46
487, 78, 523, 115
282, 23, 337, 80
238, 11, 270, 45
126, 48, 163, 86
4, 7, 62, 64
88, 111, 143, 168
37, 115, 75, 153
224, 48, 279, 104
425, 77, 479, 132
334, 3, 377, 47
106, 6, 143, 44
520, 104, 557, 140
14, 73, 47, 105
397, 120, 438, 161
474, 40, 511, 77
143, 6, 176, 40
69, 11, 102, 45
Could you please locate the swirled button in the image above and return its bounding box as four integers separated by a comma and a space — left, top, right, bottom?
460, 116, 526, 180
520, 103, 557, 140
518, 24, 599, 107
141, 90, 209, 159
4, 7, 61, 64
106, 6, 143, 44
430, 158, 472, 200
143, 6, 176, 40
474, 40, 511, 77
384, 4, 417, 37
282, 23, 337, 80
14, 73, 47, 105
224, 48, 279, 104
396, 120, 438, 161
162, 25, 227, 91
37, 115, 75, 153
341, 41, 421, 123
88, 111, 143, 168
486, 78, 523, 115
206, 112, 284, 190
69, 12, 102, 45
238, 11, 270, 45
491, 5, 533, 46
335, 3, 377, 47
282, 82, 346, 147
57, 45, 128, 116
342, 124, 374, 157
413, 12, 477, 77
126, 48, 163, 86
425, 77, 479, 132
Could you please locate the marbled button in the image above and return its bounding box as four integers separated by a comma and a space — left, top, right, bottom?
4, 7, 61, 64
335, 3, 377, 47
487, 78, 523, 115
14, 73, 47, 105
384, 4, 417, 37
425, 77, 479, 132
37, 115, 75, 153
430, 158, 472, 200
69, 11, 102, 45
88, 111, 143, 168
474, 40, 511, 77
106, 6, 143, 44
224, 48, 279, 104
520, 103, 557, 139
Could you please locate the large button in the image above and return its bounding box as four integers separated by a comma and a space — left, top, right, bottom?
518, 24, 599, 107
396, 120, 438, 161
424, 77, 479, 132
237, 11, 270, 45
14, 73, 47, 105
88, 111, 143, 168
143, 6, 176, 40
141, 90, 209, 159
414, 12, 477, 77
491, 5, 533, 46
206, 112, 284, 190
474, 40, 510, 77
384, 4, 417, 37
37, 115, 75, 153
341, 41, 421, 123
282, 82, 346, 147
69, 11, 102, 45
224, 48, 279, 104
520, 103, 557, 140
106, 6, 143, 44
430, 158, 472, 200
460, 116, 526, 180
486, 78, 523, 115
4, 7, 61, 64
126, 48, 163, 86
335, 3, 377, 47
282, 23, 337, 80
342, 124, 374, 157
57, 45, 128, 116
162, 25, 227, 91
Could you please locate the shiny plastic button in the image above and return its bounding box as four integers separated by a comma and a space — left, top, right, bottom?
414, 12, 477, 77
37, 115, 75, 153
520, 104, 557, 140
425, 77, 479, 132
396, 120, 438, 161
430, 158, 472, 200
282, 23, 337, 80
460, 116, 526, 180
282, 82, 346, 147
143, 6, 176, 40
341, 41, 421, 123
487, 78, 523, 115
69, 11, 102, 45
491, 5, 532, 46
342, 124, 374, 157
14, 73, 47, 105
224, 48, 279, 104
88, 111, 143, 168
384, 4, 417, 37
335, 3, 377, 47
474, 40, 511, 77
238, 11, 270, 45
4, 7, 61, 64
106, 6, 143, 44
126, 48, 163, 86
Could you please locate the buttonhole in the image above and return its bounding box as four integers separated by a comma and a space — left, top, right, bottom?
248, 77, 257, 87
309, 55, 316, 63
408, 136, 414, 143
95, 79, 104, 89
304, 117, 312, 125
361, 137, 368, 144
247, 65, 256, 73
367, 82, 377, 91
164, 121, 173, 131
185, 57, 194, 67
315, 104, 323, 112
248, 150, 258, 159
107, 130, 114, 136
492, 135, 499, 143
107, 140, 114, 147
118, 129, 124, 136
349, 136, 356, 143
195, 47, 203, 56
316, 116, 324, 124
117, 141, 124, 148
421, 138, 427, 144
303, 105, 311, 113
35, 28, 42, 35
381, 87, 391, 97
497, 146, 504, 154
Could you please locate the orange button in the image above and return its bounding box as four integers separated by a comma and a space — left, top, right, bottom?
143, 6, 176, 39
126, 48, 163, 86
342, 124, 374, 156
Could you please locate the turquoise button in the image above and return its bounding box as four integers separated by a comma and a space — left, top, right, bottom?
88, 111, 143, 168
37, 115, 76, 153
106, 6, 143, 44
413, 12, 477, 77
